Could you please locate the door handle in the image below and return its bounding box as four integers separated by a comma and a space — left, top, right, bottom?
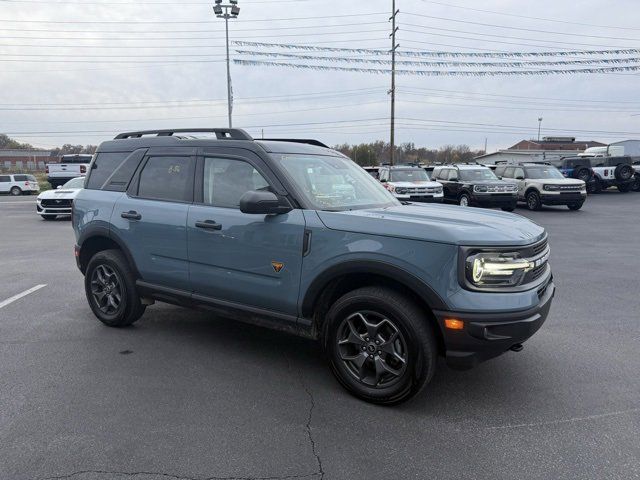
195, 220, 222, 230
121, 210, 142, 220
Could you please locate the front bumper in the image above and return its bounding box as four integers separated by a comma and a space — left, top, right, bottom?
433, 279, 555, 370
406, 195, 444, 203
540, 192, 586, 205
472, 193, 517, 207
36, 203, 72, 216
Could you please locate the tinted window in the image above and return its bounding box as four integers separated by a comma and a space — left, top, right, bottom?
27, 175, 37, 181
514, 168, 525, 179
495, 166, 507, 177
525, 166, 564, 179
0, 175, 10, 182
14, 175, 27, 181
61, 155, 92, 164
203, 157, 269, 208
503, 167, 515, 178
86, 152, 127, 189
138, 156, 195, 202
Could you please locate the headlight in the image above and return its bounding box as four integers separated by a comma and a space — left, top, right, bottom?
395, 187, 407, 194
543, 184, 560, 191
435, 187, 443, 194
466, 251, 534, 287
474, 185, 488, 193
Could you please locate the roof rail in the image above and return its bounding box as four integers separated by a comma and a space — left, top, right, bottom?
260, 138, 329, 148
114, 128, 253, 140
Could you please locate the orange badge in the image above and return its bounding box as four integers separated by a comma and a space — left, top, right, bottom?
271, 261, 285, 273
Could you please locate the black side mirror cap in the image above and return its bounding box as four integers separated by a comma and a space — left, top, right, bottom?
450, 177, 458, 182
239, 190, 292, 215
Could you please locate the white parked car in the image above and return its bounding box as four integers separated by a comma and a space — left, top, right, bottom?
0, 173, 40, 196
36, 176, 85, 220
378, 165, 444, 203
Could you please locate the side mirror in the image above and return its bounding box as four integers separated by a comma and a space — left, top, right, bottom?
450, 177, 458, 182
497, 176, 503, 180
516, 176, 525, 180
56, 185, 62, 189
380, 178, 387, 183
239, 190, 292, 215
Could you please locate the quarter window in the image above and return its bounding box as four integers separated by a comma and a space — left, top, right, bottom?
0, 175, 10, 182
137, 156, 195, 202
203, 157, 270, 208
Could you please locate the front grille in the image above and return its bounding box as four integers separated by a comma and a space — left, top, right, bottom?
485, 185, 516, 193
558, 185, 582, 191
532, 239, 548, 256
41, 199, 72, 208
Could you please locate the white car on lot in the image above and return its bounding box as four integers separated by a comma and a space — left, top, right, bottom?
36, 176, 84, 220
0, 173, 40, 196
378, 165, 444, 203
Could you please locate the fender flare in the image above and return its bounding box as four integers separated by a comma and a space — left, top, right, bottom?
300, 260, 448, 318
78, 226, 140, 277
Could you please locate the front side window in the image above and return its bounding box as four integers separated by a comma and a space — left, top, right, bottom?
503, 167, 515, 178
138, 156, 195, 202
390, 169, 429, 182
514, 168, 525, 179
203, 157, 270, 208
459, 168, 498, 181
275, 154, 398, 211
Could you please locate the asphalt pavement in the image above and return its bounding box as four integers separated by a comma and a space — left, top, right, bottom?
0, 192, 638, 480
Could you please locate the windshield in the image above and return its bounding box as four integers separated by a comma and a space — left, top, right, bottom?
525, 166, 565, 179
390, 169, 430, 182
459, 169, 498, 181
275, 154, 399, 211
62, 177, 85, 189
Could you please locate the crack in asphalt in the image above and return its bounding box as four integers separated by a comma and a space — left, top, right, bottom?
283, 353, 325, 480
40, 469, 320, 480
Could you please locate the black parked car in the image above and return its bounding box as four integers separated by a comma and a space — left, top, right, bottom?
432, 164, 518, 211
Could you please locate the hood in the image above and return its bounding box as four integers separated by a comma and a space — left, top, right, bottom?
389, 181, 442, 188
38, 188, 82, 200
534, 179, 585, 186
317, 204, 545, 246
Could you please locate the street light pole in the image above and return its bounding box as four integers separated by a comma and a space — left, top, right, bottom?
389, 1, 399, 165
537, 117, 543, 142
214, 0, 240, 128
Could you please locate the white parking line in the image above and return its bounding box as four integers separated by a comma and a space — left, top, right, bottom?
0, 284, 47, 309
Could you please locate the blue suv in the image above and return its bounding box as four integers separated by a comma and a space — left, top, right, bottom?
73, 128, 555, 404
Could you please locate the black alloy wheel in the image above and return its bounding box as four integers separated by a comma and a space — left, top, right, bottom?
526, 191, 542, 211
90, 264, 123, 316
336, 311, 408, 389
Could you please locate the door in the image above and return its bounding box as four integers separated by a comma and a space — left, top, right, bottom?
111, 153, 196, 291
187, 153, 305, 316
512, 167, 527, 197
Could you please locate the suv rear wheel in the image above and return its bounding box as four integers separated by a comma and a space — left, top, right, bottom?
10, 186, 22, 196
85, 249, 145, 327
617, 183, 631, 193
323, 286, 437, 405
459, 193, 471, 207
526, 191, 542, 211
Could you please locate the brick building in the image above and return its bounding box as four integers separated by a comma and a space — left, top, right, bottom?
508, 136, 605, 152
0, 149, 58, 171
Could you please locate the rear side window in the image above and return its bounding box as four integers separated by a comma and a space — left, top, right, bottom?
137, 156, 195, 202
14, 175, 27, 181
0, 175, 10, 182
86, 152, 128, 190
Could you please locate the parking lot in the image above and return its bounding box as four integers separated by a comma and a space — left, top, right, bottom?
1, 193, 638, 480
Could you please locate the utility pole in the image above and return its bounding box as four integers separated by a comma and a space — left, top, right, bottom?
484, 137, 488, 154
389, 1, 399, 165
537, 117, 543, 142
214, 0, 240, 128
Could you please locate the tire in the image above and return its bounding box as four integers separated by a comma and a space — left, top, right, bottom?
10, 186, 22, 196
631, 176, 640, 192
41, 215, 57, 221
323, 286, 437, 405
567, 202, 583, 211
85, 249, 145, 327
501, 205, 515, 212
459, 193, 471, 207
592, 179, 603, 194
573, 167, 592, 182
614, 164, 633, 181
617, 183, 631, 193
526, 190, 542, 211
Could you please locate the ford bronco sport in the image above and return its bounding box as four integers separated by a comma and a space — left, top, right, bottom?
378, 165, 443, 203
72, 128, 555, 405
495, 163, 587, 211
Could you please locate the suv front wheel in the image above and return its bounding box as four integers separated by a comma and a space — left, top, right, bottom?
323, 286, 437, 405
526, 190, 542, 211
85, 249, 146, 327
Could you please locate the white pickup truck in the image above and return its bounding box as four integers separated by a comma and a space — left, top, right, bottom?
46, 154, 92, 188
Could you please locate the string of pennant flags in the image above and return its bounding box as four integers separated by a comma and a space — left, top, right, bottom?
235, 50, 640, 68
233, 59, 640, 76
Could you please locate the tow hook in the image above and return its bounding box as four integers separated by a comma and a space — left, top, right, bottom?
510, 343, 524, 352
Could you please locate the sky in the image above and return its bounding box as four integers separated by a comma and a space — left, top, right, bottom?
1, 0, 639, 152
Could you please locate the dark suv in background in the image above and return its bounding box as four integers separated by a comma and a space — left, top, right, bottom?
432, 164, 518, 211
